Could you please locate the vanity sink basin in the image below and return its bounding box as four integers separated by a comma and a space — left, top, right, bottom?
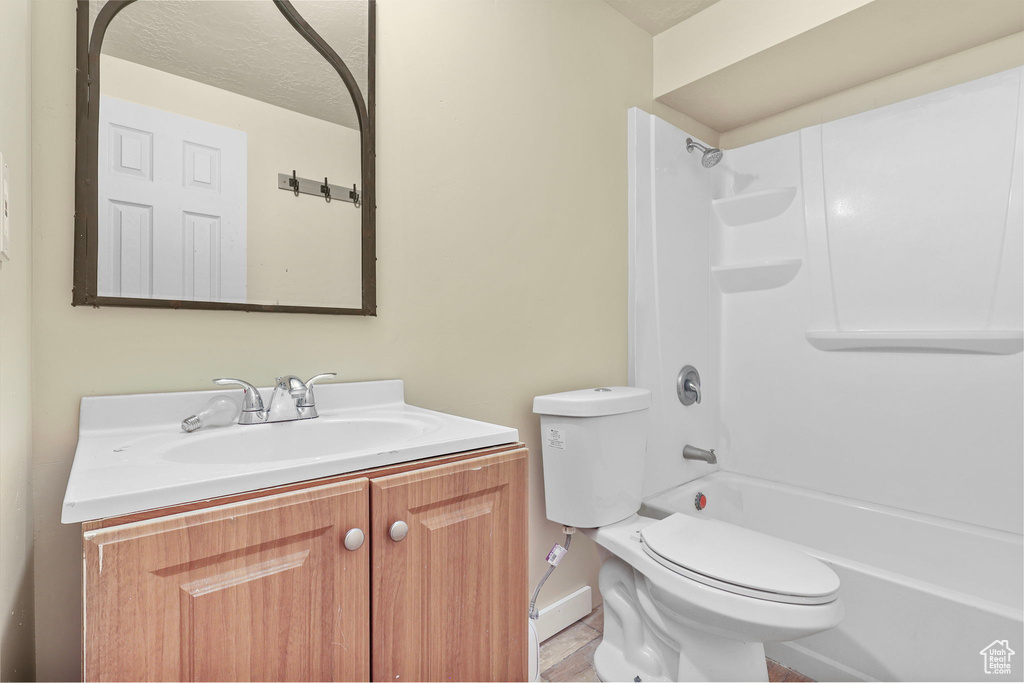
160, 412, 444, 465
62, 380, 518, 523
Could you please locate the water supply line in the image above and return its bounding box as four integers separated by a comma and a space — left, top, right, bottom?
529, 526, 576, 620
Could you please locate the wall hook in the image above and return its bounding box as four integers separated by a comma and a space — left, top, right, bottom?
278, 172, 358, 206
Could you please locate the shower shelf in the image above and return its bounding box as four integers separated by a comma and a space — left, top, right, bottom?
712, 259, 802, 293
712, 187, 797, 227
805, 330, 1023, 355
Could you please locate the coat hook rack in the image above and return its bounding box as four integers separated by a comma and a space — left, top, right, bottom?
278, 171, 359, 206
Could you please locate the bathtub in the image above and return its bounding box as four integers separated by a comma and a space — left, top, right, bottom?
640, 471, 1024, 682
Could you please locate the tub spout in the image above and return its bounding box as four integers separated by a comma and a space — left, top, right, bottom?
682, 444, 717, 464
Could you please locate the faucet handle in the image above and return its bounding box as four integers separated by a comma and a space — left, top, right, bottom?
299, 373, 336, 407
684, 378, 702, 405
677, 365, 702, 406
213, 378, 265, 413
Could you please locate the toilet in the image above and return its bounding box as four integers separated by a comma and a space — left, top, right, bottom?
533, 387, 843, 682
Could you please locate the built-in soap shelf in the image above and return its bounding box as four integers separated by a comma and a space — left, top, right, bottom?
712, 187, 797, 227
712, 259, 802, 293
805, 330, 1024, 355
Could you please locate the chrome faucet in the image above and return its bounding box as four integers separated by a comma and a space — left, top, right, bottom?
270, 374, 336, 421
212, 373, 335, 425
682, 444, 717, 464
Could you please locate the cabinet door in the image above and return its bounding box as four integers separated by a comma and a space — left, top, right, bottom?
83, 479, 370, 682
370, 449, 528, 682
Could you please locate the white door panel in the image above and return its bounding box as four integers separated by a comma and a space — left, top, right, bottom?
182, 212, 221, 301
105, 200, 153, 298
98, 96, 247, 302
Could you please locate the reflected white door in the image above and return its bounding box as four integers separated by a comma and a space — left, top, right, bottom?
98, 96, 247, 302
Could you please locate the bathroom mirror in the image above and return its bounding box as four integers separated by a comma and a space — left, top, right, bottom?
74, 0, 375, 315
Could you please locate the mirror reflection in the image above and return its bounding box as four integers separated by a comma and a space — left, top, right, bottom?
91, 0, 369, 309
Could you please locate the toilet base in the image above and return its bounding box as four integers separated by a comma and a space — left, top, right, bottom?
595, 556, 769, 682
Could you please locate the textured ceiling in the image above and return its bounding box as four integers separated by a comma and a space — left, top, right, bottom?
604, 0, 721, 35
94, 0, 367, 129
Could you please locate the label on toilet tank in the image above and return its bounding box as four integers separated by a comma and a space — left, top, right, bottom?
546, 428, 565, 450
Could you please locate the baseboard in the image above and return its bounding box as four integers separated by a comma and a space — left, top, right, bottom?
534, 586, 593, 642
765, 641, 872, 682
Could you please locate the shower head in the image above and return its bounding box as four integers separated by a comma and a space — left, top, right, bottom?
686, 138, 723, 168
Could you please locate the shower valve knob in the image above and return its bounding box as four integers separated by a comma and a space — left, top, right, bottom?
677, 365, 702, 406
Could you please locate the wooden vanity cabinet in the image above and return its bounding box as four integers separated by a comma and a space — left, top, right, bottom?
82, 445, 527, 683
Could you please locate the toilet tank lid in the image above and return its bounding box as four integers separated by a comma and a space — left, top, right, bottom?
533, 387, 651, 417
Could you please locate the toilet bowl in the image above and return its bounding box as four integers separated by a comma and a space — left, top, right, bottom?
587, 514, 843, 681
533, 387, 843, 682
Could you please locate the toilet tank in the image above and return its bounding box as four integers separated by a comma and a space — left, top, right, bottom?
533, 387, 651, 528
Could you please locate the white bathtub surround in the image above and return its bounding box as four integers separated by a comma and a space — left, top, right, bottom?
627, 108, 716, 498
714, 68, 1024, 532
803, 329, 1023, 354
629, 67, 1023, 680
535, 388, 842, 682
62, 380, 518, 523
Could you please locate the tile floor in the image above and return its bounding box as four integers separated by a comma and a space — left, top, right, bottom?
539, 605, 813, 682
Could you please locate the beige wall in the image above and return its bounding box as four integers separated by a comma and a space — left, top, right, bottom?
100, 55, 364, 308
30, 1, 711, 678
653, 0, 872, 97
651, 0, 1024, 148
720, 31, 1024, 148
0, 0, 35, 679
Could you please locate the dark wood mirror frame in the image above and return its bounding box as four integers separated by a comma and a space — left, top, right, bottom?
73, 0, 376, 315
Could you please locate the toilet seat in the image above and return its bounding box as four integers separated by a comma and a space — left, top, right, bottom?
640, 513, 840, 605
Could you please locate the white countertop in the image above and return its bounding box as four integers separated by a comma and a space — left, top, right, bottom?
62, 379, 519, 523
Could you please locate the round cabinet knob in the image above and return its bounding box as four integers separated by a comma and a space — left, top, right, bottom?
389, 520, 409, 542
344, 528, 365, 551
